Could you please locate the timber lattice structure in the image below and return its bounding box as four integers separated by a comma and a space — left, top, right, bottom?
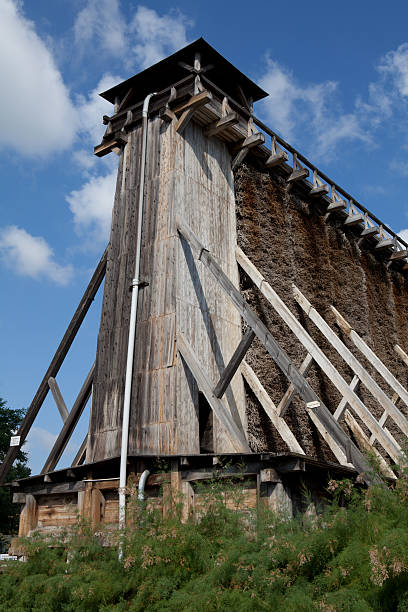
4, 38, 408, 547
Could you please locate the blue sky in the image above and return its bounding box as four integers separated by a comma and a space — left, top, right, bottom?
2, 0, 408, 475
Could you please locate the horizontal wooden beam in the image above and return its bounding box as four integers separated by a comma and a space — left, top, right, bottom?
241, 361, 305, 455
176, 332, 250, 453
174, 90, 212, 134
213, 328, 255, 399
176, 219, 376, 481
41, 363, 95, 474
0, 250, 107, 484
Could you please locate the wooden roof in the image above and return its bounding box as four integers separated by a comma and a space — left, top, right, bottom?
100, 37, 268, 107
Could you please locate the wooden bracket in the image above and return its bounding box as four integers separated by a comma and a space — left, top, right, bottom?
174, 90, 213, 134
286, 153, 308, 190
344, 200, 364, 227
231, 132, 265, 170
265, 136, 288, 168
94, 133, 127, 157
309, 169, 329, 197
326, 185, 347, 214
205, 112, 239, 138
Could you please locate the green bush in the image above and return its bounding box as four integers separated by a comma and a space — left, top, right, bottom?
1, 469, 408, 611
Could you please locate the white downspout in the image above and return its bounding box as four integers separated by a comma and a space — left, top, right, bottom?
138, 469, 150, 501
119, 93, 157, 543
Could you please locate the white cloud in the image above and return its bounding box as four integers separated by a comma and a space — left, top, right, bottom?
25, 426, 78, 469
0, 226, 73, 284
65, 170, 116, 247
378, 43, 408, 98
390, 160, 408, 177
129, 6, 190, 69
259, 57, 370, 155
0, 0, 77, 156
73, 2, 191, 71
74, 0, 126, 57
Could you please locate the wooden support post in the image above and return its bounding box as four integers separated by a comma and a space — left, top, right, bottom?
265, 482, 292, 517
241, 361, 305, 454
213, 328, 255, 399
181, 480, 195, 522
234, 245, 401, 464
293, 287, 408, 439
0, 250, 107, 484
18, 494, 38, 537
48, 377, 69, 422
277, 353, 314, 417
177, 333, 250, 452
177, 219, 376, 481
91, 488, 105, 526
41, 363, 95, 474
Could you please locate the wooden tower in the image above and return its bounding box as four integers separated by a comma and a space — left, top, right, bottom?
5, 39, 408, 543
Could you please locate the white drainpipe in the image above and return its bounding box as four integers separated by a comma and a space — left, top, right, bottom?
119, 93, 156, 540
138, 470, 150, 501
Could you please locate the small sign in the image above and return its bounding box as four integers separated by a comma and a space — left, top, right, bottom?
306, 401, 320, 409
10, 436, 21, 447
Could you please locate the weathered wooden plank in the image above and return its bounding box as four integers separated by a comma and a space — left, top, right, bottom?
18, 494, 38, 537
0, 251, 107, 484
177, 219, 376, 480
177, 332, 249, 452
48, 377, 69, 422
41, 363, 95, 474
213, 328, 255, 398
277, 353, 314, 417
331, 306, 408, 412
241, 361, 305, 455
231, 133, 265, 170
293, 287, 408, 438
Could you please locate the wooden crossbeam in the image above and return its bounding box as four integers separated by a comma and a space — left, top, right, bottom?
277, 353, 314, 417
286, 153, 308, 186
241, 361, 305, 455
176, 332, 250, 453
344, 201, 364, 227
265, 136, 288, 168
234, 246, 401, 463
177, 219, 376, 481
213, 329, 255, 399
174, 90, 212, 134
309, 169, 329, 197
293, 288, 408, 441
48, 377, 69, 422
0, 250, 107, 484
204, 112, 239, 138
331, 306, 408, 413
333, 375, 360, 421
41, 363, 95, 474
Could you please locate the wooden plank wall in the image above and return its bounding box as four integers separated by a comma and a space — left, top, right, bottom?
87, 113, 245, 460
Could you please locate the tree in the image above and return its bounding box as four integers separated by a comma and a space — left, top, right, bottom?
0, 398, 30, 534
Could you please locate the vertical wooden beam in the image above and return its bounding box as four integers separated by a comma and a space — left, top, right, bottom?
91, 489, 105, 526
0, 249, 107, 484
18, 494, 38, 537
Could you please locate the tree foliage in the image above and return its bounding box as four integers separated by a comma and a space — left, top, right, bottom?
0, 398, 30, 535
